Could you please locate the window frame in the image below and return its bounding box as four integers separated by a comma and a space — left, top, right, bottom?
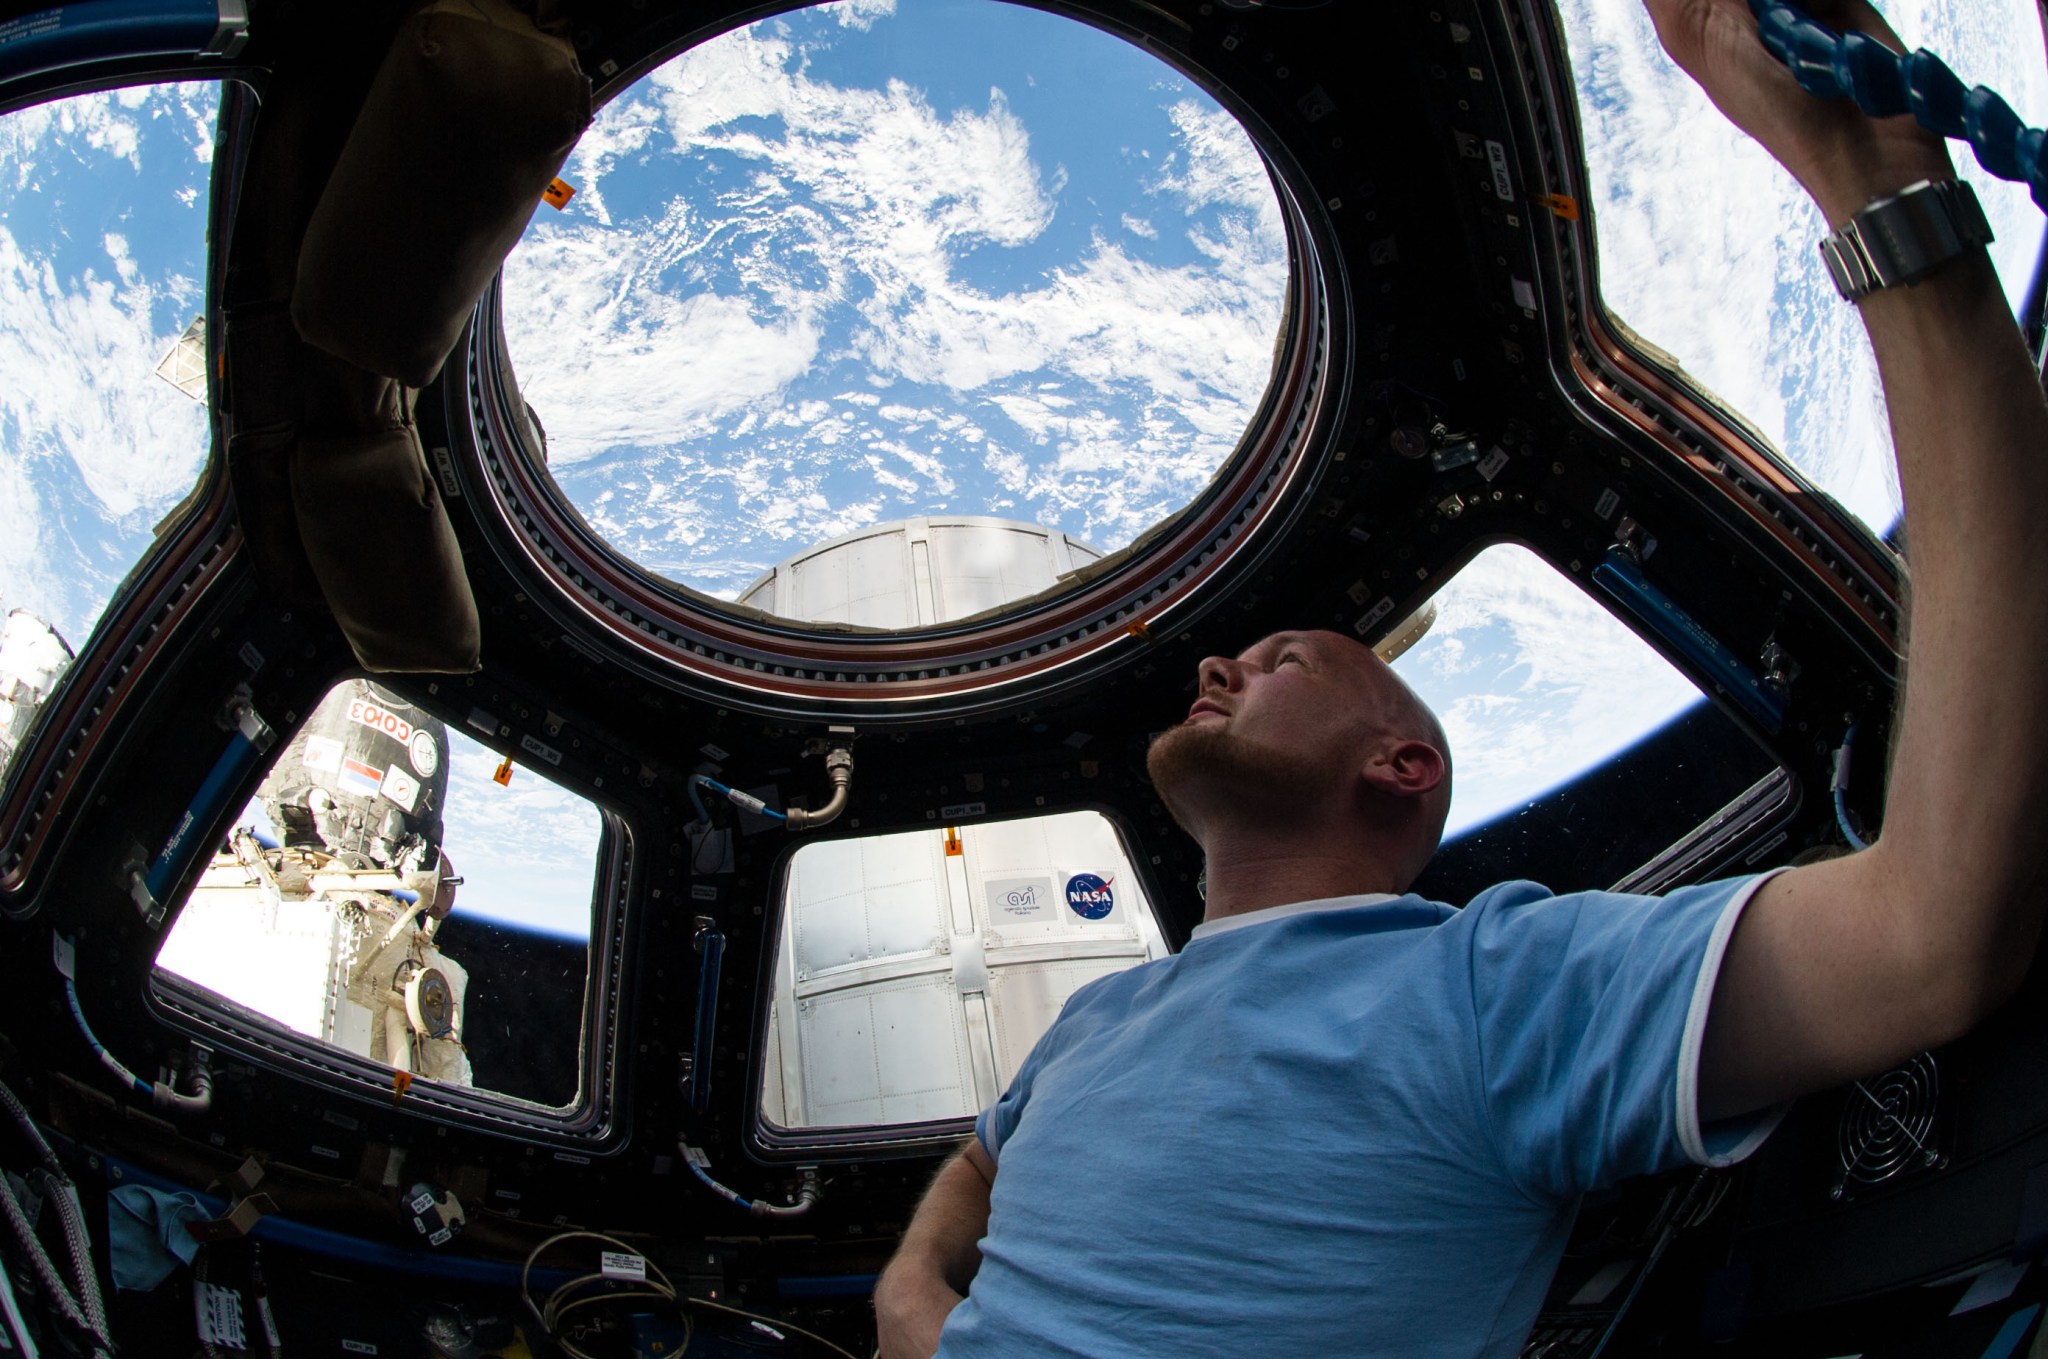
746, 803, 1170, 1162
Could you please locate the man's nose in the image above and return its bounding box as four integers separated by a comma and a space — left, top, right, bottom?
1197, 655, 1242, 692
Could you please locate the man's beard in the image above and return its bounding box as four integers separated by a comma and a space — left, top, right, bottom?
1145, 720, 1346, 837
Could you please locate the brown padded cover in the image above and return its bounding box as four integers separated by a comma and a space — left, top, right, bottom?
229, 301, 482, 673
293, 0, 591, 387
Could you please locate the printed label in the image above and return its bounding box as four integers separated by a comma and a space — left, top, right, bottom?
348, 699, 413, 745
986, 877, 1055, 923
1353, 596, 1397, 635
520, 733, 563, 767
380, 766, 420, 812
940, 801, 987, 819
1065, 873, 1116, 921
1594, 488, 1621, 521
1477, 446, 1511, 482
430, 445, 461, 499
197, 1283, 245, 1350
1485, 140, 1514, 201
302, 734, 343, 774
601, 1251, 648, 1282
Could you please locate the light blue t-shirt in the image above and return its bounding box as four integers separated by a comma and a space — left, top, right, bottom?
937, 874, 1785, 1359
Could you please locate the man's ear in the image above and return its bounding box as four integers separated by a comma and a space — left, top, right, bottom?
1362, 739, 1447, 800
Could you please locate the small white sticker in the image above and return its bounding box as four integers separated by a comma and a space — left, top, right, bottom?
700, 743, 731, 761
601, 1251, 648, 1282
428, 1226, 453, 1246
1477, 446, 1511, 482
342, 1342, 380, 1355
940, 801, 987, 819
1485, 140, 1514, 201
301, 734, 343, 775
51, 933, 75, 980
520, 733, 563, 767
259, 1298, 281, 1349
380, 766, 420, 813
1353, 597, 1397, 635
430, 446, 461, 499
1594, 488, 1622, 521
691, 884, 718, 901
410, 1192, 435, 1214
1511, 277, 1538, 312
197, 1283, 246, 1350
986, 877, 1056, 922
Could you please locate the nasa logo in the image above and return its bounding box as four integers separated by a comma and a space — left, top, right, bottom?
348, 698, 413, 745
409, 729, 439, 778
1065, 872, 1114, 920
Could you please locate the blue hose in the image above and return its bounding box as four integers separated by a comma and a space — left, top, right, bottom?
1750, 1, 2048, 211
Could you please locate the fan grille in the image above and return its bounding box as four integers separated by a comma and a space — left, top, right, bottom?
1835, 1051, 1940, 1197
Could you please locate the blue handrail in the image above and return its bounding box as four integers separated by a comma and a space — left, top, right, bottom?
1749, 1, 2048, 211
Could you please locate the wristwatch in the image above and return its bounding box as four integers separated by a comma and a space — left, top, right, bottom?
1819, 178, 1994, 301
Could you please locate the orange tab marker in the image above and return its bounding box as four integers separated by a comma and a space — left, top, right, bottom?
391, 1070, 413, 1104
944, 827, 963, 858
542, 177, 576, 210
493, 755, 514, 787
1534, 192, 1580, 220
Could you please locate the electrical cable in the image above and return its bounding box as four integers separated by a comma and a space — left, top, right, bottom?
522, 1230, 684, 1359
680, 1145, 821, 1218
680, 1295, 864, 1359
693, 775, 787, 823
1750, 1, 2048, 211
0, 1078, 112, 1356
63, 973, 214, 1113
519, 1230, 858, 1358
63, 976, 149, 1098
689, 745, 855, 836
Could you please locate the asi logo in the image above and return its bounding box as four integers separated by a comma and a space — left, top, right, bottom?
1065, 873, 1115, 921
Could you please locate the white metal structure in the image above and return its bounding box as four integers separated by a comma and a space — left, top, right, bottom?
152, 316, 208, 402
761, 810, 1167, 1129
156, 829, 474, 1086
735, 516, 1103, 629
0, 609, 73, 775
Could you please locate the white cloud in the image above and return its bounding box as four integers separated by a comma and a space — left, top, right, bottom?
1560, 0, 2048, 535
438, 735, 603, 939
0, 82, 217, 645
1396, 544, 1702, 835
500, 15, 1290, 588
832, 0, 897, 31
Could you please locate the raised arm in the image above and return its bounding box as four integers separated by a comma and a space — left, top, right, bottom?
874, 1140, 997, 1359
1641, 0, 2048, 1120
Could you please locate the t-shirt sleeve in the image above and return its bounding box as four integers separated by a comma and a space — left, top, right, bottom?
975, 1018, 1055, 1165
1466, 870, 1788, 1201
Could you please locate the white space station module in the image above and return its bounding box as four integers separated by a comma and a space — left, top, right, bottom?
155, 680, 474, 1086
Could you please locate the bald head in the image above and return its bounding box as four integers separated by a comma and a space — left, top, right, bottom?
1148, 628, 1454, 889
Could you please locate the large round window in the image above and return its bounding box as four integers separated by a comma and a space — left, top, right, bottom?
469, 0, 1337, 713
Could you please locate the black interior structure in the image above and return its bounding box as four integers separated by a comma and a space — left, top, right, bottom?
3, 1, 2047, 1356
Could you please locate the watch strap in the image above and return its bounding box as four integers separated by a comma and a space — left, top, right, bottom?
1819, 178, 1994, 301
